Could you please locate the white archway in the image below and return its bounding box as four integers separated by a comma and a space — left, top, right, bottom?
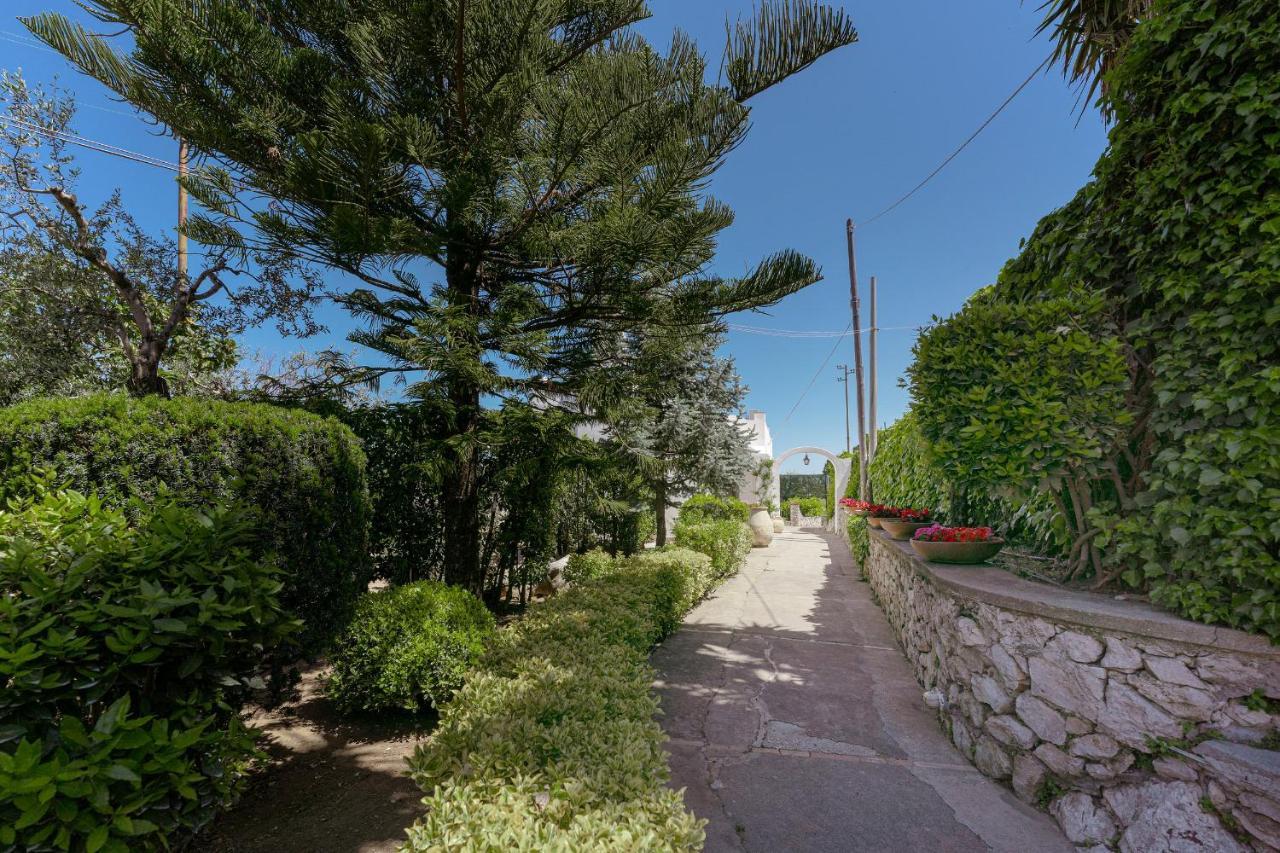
772, 446, 852, 532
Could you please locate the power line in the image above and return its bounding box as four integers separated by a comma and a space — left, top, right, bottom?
783, 321, 850, 423
0, 113, 177, 171
728, 322, 919, 337
857, 57, 1051, 228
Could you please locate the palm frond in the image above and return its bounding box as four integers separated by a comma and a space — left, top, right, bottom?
1033, 0, 1151, 115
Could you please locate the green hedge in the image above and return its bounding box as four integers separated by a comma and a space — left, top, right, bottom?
0, 394, 371, 654
402, 546, 718, 850
866, 412, 1059, 554
781, 496, 826, 519
564, 548, 615, 586
903, 0, 1279, 636
677, 493, 749, 523
0, 486, 295, 850
326, 581, 495, 714
673, 518, 752, 578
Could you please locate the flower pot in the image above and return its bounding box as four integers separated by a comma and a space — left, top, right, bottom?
748, 507, 774, 547
910, 537, 1005, 565
867, 516, 887, 529
880, 519, 934, 540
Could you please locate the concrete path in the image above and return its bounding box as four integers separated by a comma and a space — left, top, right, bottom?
652, 528, 1071, 853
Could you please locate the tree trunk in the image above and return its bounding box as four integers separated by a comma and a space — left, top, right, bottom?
126, 339, 169, 397
654, 481, 668, 546
441, 378, 483, 593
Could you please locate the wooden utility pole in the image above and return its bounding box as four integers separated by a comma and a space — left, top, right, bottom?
177, 138, 189, 280
869, 274, 879, 462
845, 219, 869, 501
836, 364, 852, 453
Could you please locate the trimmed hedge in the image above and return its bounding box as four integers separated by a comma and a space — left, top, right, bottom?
0, 486, 295, 850
402, 546, 718, 850
326, 581, 495, 714
673, 518, 752, 578
676, 493, 749, 523
0, 394, 370, 653
781, 496, 826, 519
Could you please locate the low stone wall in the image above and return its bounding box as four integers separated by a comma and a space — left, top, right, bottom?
861, 530, 1280, 851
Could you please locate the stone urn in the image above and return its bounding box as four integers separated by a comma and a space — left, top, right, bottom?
748, 507, 774, 547
772, 517, 784, 534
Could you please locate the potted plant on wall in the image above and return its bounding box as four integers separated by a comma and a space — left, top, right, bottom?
879, 508, 934, 540
909, 525, 1004, 564
840, 497, 871, 516
866, 505, 897, 529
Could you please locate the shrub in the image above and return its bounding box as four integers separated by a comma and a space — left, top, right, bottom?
0, 485, 295, 850
673, 519, 752, 578
326, 581, 494, 714
564, 548, 616, 585
0, 394, 370, 654
677, 493, 749, 523
402, 547, 719, 850
781, 496, 826, 519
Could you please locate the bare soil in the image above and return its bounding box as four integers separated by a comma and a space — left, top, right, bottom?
196, 665, 434, 853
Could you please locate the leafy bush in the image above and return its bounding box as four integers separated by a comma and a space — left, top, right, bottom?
677, 493, 749, 523
867, 412, 1059, 553
325, 581, 494, 714
673, 519, 752, 578
909, 0, 1278, 633
0, 485, 295, 850
0, 394, 370, 654
781, 496, 826, 519
847, 514, 869, 570
402, 547, 719, 850
564, 548, 616, 585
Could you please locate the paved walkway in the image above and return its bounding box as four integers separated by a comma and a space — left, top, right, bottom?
652, 528, 1071, 853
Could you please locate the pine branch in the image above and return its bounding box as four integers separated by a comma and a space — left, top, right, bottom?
725, 1, 858, 102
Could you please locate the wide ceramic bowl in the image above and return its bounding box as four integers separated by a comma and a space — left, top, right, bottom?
879, 519, 935, 540
910, 537, 1005, 565
867, 516, 887, 529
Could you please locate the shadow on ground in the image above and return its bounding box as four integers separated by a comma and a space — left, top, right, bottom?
651, 526, 1071, 853
197, 666, 432, 853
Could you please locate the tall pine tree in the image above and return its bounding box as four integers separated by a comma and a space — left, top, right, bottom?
28, 0, 857, 590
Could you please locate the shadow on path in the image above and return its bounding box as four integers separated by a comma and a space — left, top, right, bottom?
197, 666, 430, 853
652, 527, 1071, 853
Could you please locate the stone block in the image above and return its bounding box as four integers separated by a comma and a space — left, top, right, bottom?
1028, 655, 1106, 718
1015, 692, 1068, 746
1049, 630, 1105, 664
1193, 740, 1280, 799
989, 643, 1027, 691
1100, 637, 1143, 672
1070, 733, 1121, 761
985, 714, 1037, 750
1130, 673, 1217, 721
996, 615, 1057, 656
1114, 781, 1245, 853
1035, 743, 1085, 778
951, 715, 975, 758
1064, 716, 1093, 736
973, 736, 1012, 780
955, 616, 986, 647
1012, 753, 1047, 803
1143, 655, 1210, 690
1096, 682, 1182, 748
970, 673, 1013, 714
1233, 806, 1280, 852
1151, 757, 1199, 783
1050, 792, 1116, 846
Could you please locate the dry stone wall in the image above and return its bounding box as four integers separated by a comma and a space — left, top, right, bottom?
861, 531, 1280, 851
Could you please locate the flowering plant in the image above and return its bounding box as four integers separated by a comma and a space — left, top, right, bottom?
895, 507, 932, 522
839, 497, 870, 511
912, 524, 995, 543
868, 505, 900, 518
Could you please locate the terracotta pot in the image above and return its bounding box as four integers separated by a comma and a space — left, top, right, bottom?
748, 507, 774, 547
867, 516, 886, 528
879, 519, 934, 540
910, 537, 1005, 565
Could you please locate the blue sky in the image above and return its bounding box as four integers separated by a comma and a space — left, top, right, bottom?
2, 2, 1107, 474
